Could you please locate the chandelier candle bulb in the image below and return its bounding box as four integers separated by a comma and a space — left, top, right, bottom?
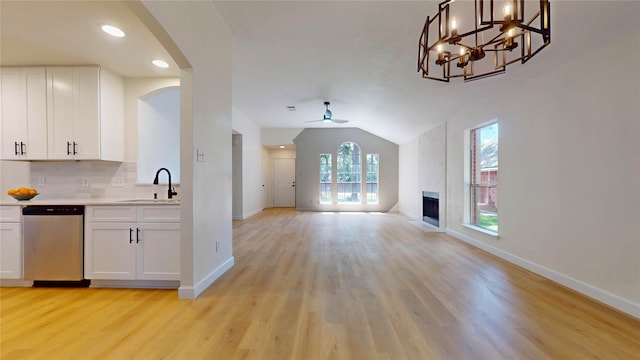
503, 3, 512, 22
457, 47, 468, 67
436, 44, 446, 65
451, 17, 458, 37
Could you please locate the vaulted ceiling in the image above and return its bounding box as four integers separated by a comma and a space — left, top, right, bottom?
1, 1, 633, 144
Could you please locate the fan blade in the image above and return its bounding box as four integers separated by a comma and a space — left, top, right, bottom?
305, 119, 348, 124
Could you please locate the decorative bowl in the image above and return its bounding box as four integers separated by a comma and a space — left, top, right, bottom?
10, 193, 38, 201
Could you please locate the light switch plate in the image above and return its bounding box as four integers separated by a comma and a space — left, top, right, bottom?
197, 148, 205, 162
37, 177, 46, 187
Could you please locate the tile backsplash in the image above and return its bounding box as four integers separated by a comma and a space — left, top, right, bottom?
29, 161, 180, 200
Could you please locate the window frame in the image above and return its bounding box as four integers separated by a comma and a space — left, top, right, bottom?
319, 153, 332, 204
365, 153, 379, 204
336, 141, 362, 204
464, 120, 499, 236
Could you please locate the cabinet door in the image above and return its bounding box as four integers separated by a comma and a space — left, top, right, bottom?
0, 68, 46, 160
23, 67, 48, 159
1, 68, 26, 159
84, 222, 136, 280
136, 223, 180, 281
47, 67, 75, 159
73, 67, 100, 160
0, 222, 22, 279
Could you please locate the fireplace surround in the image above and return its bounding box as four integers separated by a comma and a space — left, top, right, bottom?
422, 191, 439, 227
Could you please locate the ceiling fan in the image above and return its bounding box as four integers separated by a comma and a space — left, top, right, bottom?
305, 101, 348, 124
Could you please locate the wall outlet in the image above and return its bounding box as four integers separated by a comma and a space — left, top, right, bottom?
111, 177, 125, 187
82, 178, 90, 187
216, 241, 220, 252
37, 177, 46, 187
197, 148, 205, 162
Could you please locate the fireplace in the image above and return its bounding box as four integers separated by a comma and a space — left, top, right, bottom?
422, 191, 439, 227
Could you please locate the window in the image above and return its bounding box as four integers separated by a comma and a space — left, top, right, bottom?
470, 122, 498, 232
366, 154, 379, 203
320, 154, 332, 203
336, 142, 361, 203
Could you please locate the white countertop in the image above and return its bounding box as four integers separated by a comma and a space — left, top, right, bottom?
0, 198, 180, 206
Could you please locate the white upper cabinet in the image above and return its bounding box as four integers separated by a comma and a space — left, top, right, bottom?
0, 67, 48, 160
47, 66, 123, 161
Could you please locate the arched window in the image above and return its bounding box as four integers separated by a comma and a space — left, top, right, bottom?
336, 142, 361, 203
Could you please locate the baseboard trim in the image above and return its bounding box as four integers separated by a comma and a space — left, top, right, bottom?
0, 279, 33, 287
409, 220, 444, 232
398, 209, 420, 221
242, 208, 263, 220
178, 256, 234, 299
90, 279, 179, 289
446, 227, 640, 319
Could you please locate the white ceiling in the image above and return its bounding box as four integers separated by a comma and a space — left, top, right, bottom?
1, 1, 634, 144
0, 1, 179, 78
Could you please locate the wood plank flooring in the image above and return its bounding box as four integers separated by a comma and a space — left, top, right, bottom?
2, 208, 639, 359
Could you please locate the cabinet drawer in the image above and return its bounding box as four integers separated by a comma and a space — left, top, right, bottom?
0, 206, 22, 222
85, 206, 137, 222
137, 206, 180, 222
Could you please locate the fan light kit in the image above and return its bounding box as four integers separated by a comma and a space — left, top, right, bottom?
305, 102, 348, 124
418, 0, 551, 82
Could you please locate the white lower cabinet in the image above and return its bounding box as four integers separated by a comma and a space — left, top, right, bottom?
84, 206, 180, 281
0, 206, 22, 279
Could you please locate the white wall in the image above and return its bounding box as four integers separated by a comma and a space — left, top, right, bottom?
141, 1, 233, 299
262, 128, 303, 147
0, 161, 30, 202
399, 2, 640, 317
294, 128, 399, 212
232, 107, 265, 219
123, 78, 180, 162
137, 86, 180, 184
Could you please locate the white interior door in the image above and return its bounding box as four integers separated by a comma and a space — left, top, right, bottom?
273, 158, 295, 207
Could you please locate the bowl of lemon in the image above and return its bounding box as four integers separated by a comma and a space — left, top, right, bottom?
7, 187, 38, 201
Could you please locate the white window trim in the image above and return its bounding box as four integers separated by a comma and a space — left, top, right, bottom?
464, 119, 499, 235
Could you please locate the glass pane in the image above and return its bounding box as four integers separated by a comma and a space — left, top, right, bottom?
320, 154, 332, 203
471, 123, 498, 232
366, 154, 379, 203
337, 142, 361, 203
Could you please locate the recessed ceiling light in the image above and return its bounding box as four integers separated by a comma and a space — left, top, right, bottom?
101, 25, 125, 38
152, 60, 170, 69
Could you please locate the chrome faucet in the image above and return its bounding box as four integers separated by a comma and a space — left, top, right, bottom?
153, 168, 178, 199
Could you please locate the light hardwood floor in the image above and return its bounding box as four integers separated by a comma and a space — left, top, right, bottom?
1, 208, 639, 359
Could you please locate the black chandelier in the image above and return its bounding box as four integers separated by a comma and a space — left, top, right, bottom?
418, 0, 550, 82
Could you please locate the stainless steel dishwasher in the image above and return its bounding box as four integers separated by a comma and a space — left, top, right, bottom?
23, 205, 89, 286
